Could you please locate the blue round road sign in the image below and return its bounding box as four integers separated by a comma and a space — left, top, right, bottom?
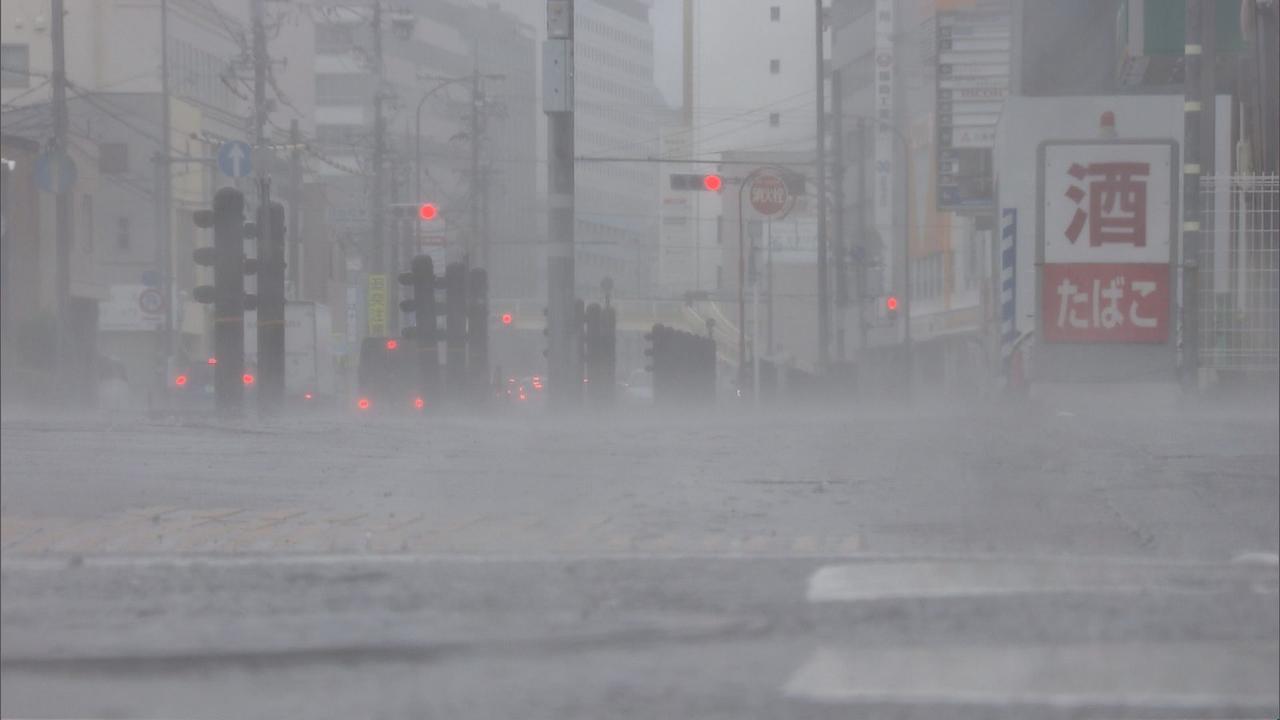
138, 287, 165, 315
216, 141, 252, 178
35, 151, 77, 194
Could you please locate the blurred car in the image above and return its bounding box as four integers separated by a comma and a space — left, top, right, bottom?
355, 337, 427, 415
169, 356, 256, 414
501, 374, 547, 410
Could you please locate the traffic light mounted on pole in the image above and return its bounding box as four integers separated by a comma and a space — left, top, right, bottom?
390, 203, 439, 221
192, 187, 248, 417
669, 173, 723, 192
398, 254, 438, 402
584, 301, 616, 408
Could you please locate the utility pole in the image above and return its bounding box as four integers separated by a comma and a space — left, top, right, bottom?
50, 0, 73, 378
814, 0, 830, 373
832, 67, 847, 364
387, 153, 400, 336
544, 0, 579, 409
370, 0, 386, 281
470, 40, 482, 269
252, 0, 268, 155
1181, 0, 1210, 389
288, 118, 301, 299
251, 0, 284, 415
160, 0, 175, 366
853, 118, 868, 353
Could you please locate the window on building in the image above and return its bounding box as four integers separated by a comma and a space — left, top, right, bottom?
770, 6, 781, 21
81, 194, 93, 252
316, 24, 355, 53
99, 143, 129, 175
316, 74, 366, 104
116, 217, 131, 252
1, 44, 30, 88
769, 112, 781, 127
770, 59, 781, 74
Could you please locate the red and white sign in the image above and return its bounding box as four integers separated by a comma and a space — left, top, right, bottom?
749, 172, 788, 217
1042, 263, 1169, 343
1043, 143, 1171, 264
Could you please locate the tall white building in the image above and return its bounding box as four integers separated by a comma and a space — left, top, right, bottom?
691, 0, 817, 157
573, 0, 663, 300
682, 0, 820, 301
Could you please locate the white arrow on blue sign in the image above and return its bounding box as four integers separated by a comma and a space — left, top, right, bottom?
216, 141, 252, 178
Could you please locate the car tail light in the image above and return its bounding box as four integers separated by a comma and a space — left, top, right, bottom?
304, 392, 313, 400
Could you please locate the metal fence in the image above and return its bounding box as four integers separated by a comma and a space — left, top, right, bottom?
1198, 175, 1279, 377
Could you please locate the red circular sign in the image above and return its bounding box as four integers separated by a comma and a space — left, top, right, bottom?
749, 172, 788, 216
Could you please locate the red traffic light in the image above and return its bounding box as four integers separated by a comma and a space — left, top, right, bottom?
418, 203, 438, 221
413, 396, 425, 410
385, 339, 398, 350
242, 373, 255, 385
500, 312, 513, 326
702, 174, 723, 192
357, 397, 371, 410
885, 296, 899, 312
174, 374, 188, 387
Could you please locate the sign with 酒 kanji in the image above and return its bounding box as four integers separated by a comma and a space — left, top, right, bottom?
1037, 139, 1177, 350
1042, 142, 1172, 264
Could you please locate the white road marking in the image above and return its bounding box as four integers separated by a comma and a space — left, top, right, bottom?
805, 557, 1277, 603
783, 643, 1279, 714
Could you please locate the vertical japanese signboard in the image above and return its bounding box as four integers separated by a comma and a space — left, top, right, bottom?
1036, 140, 1178, 380
366, 273, 388, 338
936, 2, 1010, 212
874, 0, 895, 290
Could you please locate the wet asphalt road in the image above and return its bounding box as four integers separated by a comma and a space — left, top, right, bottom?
2, 403, 1277, 718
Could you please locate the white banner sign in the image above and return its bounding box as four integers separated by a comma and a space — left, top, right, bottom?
100, 284, 164, 332
874, 0, 896, 289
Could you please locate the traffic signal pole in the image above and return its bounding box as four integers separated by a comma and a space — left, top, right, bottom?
815, 0, 831, 373
257, 197, 286, 416
50, 0, 73, 390
545, 0, 580, 409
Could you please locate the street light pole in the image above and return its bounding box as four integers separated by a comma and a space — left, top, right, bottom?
835, 113, 912, 400
738, 164, 787, 400
413, 73, 505, 259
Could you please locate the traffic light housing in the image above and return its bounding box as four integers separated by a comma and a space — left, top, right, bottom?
669, 173, 723, 192
390, 203, 440, 220
191, 186, 248, 416
398, 254, 438, 401
398, 254, 436, 340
